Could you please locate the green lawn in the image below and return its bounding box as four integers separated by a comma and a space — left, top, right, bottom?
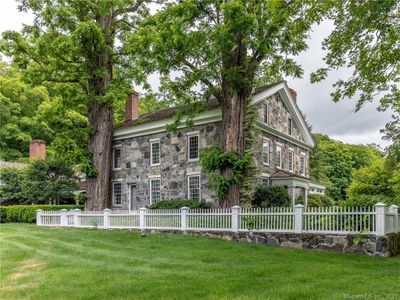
0, 224, 399, 300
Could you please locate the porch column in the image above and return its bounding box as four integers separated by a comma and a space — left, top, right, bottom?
288, 186, 296, 207
304, 188, 308, 207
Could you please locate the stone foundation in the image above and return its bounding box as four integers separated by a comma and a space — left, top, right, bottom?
138, 229, 395, 257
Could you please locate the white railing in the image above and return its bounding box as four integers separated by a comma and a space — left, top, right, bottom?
36, 202, 399, 236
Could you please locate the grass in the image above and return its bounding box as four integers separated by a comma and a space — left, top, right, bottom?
0, 224, 399, 300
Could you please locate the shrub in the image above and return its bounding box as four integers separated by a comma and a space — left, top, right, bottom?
149, 199, 212, 209
0, 205, 83, 223
307, 194, 335, 207
340, 194, 399, 207
252, 185, 290, 207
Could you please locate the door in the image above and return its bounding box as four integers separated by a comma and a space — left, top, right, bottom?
128, 184, 137, 211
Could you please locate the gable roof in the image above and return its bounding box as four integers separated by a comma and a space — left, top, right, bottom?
113, 81, 315, 148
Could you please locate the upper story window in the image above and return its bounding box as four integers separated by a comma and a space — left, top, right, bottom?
262, 140, 270, 165
288, 151, 294, 172
288, 117, 292, 136
187, 134, 199, 161
150, 178, 161, 203
113, 148, 121, 170
300, 155, 305, 175
150, 140, 160, 166
263, 104, 269, 124
112, 182, 122, 206
275, 145, 282, 169
188, 175, 201, 200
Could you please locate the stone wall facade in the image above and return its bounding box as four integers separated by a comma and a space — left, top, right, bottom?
139, 229, 394, 257
112, 92, 312, 209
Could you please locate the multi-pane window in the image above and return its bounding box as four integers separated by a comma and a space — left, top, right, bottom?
275, 145, 282, 169
288, 151, 294, 172
112, 182, 122, 206
262, 140, 270, 165
188, 175, 201, 201
188, 135, 199, 161
113, 148, 121, 170
150, 178, 161, 203
263, 104, 269, 124
288, 117, 293, 136
151, 141, 160, 165
262, 177, 270, 186
300, 155, 305, 175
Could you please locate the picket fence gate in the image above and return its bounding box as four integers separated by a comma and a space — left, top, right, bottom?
36, 202, 399, 236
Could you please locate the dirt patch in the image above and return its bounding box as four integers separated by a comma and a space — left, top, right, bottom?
8, 259, 45, 281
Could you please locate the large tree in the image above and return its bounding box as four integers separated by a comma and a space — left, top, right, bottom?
128, 0, 328, 206
1, 0, 155, 210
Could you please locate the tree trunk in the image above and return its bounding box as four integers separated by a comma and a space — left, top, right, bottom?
85, 103, 113, 210
85, 13, 114, 210
220, 91, 247, 208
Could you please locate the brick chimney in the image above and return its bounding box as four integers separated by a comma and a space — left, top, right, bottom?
125, 91, 139, 121
29, 140, 46, 160
289, 88, 297, 102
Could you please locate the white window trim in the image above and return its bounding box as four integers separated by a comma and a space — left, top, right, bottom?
262, 139, 270, 166
112, 181, 123, 207
149, 178, 161, 204
112, 147, 122, 171
187, 134, 200, 162
187, 174, 201, 201
150, 141, 161, 166
276, 145, 282, 169
288, 151, 294, 172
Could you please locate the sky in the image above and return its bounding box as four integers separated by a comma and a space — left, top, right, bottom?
0, 0, 392, 148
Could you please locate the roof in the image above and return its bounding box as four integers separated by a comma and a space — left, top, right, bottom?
115, 82, 284, 130
271, 169, 310, 181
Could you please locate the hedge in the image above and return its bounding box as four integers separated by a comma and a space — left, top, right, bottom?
0, 205, 84, 223
149, 199, 212, 209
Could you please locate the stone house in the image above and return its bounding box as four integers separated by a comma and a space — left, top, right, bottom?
112, 82, 325, 210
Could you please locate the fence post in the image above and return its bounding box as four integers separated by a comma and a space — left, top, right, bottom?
388, 205, 399, 234
374, 202, 386, 236
294, 204, 304, 233
180, 206, 189, 232
139, 207, 147, 230
103, 209, 110, 229
36, 209, 43, 226
231, 206, 240, 232
60, 209, 68, 226
73, 209, 81, 227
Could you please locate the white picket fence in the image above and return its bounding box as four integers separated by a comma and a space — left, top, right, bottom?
36, 202, 400, 236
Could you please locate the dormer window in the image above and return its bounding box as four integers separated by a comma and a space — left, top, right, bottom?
288, 117, 292, 136
263, 104, 269, 124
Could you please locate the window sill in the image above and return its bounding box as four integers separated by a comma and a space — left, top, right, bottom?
150, 163, 161, 167
113, 168, 122, 171
262, 162, 269, 166
188, 159, 199, 163
112, 204, 123, 207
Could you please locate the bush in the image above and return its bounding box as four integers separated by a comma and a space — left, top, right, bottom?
340, 194, 399, 207
307, 194, 335, 207
252, 185, 290, 207
0, 205, 84, 223
149, 199, 212, 209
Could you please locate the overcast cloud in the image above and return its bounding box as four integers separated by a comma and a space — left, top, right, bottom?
0, 0, 392, 147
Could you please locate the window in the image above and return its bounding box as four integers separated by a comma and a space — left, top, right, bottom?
188, 175, 201, 200
275, 145, 282, 169
288, 117, 292, 136
113, 148, 121, 170
188, 135, 199, 161
151, 141, 160, 165
262, 140, 270, 165
262, 177, 270, 186
263, 104, 269, 124
150, 178, 161, 203
288, 151, 294, 172
112, 182, 122, 206
300, 155, 305, 175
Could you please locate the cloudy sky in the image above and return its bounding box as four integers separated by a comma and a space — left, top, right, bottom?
0, 0, 392, 148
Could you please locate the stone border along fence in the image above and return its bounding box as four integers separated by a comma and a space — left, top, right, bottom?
37, 203, 400, 256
